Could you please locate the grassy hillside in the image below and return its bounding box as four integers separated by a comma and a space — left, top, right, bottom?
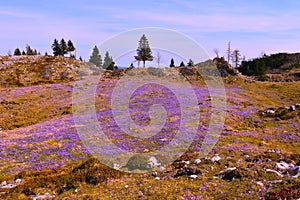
0, 60, 299, 199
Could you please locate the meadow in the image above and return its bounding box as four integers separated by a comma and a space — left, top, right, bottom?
0, 66, 299, 199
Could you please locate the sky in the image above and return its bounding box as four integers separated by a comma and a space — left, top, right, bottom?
1, 0, 300, 64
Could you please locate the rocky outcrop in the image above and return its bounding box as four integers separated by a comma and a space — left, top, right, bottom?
0, 55, 81, 86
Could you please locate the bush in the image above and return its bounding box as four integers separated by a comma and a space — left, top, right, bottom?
147, 67, 165, 77
125, 154, 149, 170
180, 67, 195, 76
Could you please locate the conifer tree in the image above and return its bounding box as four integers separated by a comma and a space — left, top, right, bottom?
67, 40, 76, 57
187, 59, 194, 66
52, 39, 61, 56
134, 34, 153, 68
103, 51, 114, 69
14, 48, 21, 56
170, 58, 175, 67
89, 45, 102, 67
26, 44, 34, 55
60, 39, 68, 56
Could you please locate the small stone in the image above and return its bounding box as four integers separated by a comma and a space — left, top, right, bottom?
159, 138, 167, 142
183, 160, 190, 165
194, 159, 201, 164
142, 149, 149, 153
125, 185, 128, 188
1, 183, 16, 189
155, 177, 160, 180
15, 179, 21, 184
113, 163, 120, 170
148, 156, 161, 169
289, 105, 296, 111
1, 181, 7, 187
189, 175, 198, 179
152, 171, 158, 177
266, 169, 283, 177
256, 181, 264, 187
266, 109, 275, 114
276, 161, 295, 171
267, 149, 281, 154
174, 166, 201, 178
214, 167, 241, 181
158, 166, 166, 172
211, 155, 221, 163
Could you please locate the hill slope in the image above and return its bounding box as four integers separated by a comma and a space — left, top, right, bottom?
239, 53, 300, 81
0, 56, 81, 86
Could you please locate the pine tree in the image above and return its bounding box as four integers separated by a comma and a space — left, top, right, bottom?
103, 51, 114, 69
180, 61, 185, 67
187, 59, 194, 66
135, 34, 153, 68
170, 58, 175, 67
67, 40, 76, 56
52, 39, 61, 56
26, 44, 34, 55
14, 48, 21, 56
89, 45, 102, 67
254, 60, 267, 76
22, 50, 26, 55
60, 39, 68, 56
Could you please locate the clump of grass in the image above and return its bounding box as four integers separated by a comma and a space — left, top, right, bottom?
2, 158, 124, 198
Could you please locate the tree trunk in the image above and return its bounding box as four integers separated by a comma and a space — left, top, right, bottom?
143, 60, 146, 68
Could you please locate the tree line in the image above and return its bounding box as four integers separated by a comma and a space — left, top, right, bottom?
11, 38, 76, 58
89, 34, 196, 70
13, 45, 40, 56
51, 38, 75, 57
238, 52, 300, 77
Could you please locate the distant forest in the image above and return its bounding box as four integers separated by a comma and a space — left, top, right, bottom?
238, 53, 300, 76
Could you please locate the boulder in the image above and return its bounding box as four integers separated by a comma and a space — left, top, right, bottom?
214, 167, 242, 181
174, 166, 201, 178
289, 105, 296, 111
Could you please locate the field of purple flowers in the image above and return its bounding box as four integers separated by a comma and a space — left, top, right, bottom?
0, 71, 299, 199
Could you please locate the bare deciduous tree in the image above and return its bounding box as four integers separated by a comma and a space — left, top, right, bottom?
155, 51, 162, 68
213, 48, 220, 58
227, 41, 231, 63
